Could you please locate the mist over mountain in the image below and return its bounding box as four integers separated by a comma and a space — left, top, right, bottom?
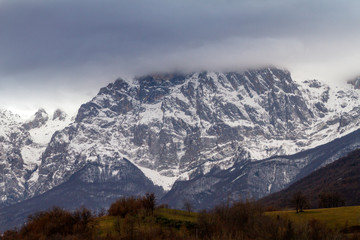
2, 0, 360, 119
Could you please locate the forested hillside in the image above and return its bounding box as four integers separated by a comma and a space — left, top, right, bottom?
260, 149, 360, 208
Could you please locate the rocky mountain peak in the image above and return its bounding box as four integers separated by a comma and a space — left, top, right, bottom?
23, 108, 49, 130
52, 109, 67, 121
0, 108, 22, 132
354, 79, 360, 89
0, 108, 21, 120
347, 76, 360, 89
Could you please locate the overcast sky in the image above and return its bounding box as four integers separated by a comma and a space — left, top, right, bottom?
1, 0, 360, 118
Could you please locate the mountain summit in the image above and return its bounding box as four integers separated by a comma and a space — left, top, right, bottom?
0, 108, 72, 208
23, 108, 49, 130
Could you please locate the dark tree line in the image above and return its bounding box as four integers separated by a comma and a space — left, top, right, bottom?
319, 192, 345, 208
2, 192, 359, 240
291, 191, 345, 213
1, 207, 95, 240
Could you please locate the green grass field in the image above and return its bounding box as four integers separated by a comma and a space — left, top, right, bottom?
266, 206, 360, 229
96, 208, 197, 238
155, 207, 197, 222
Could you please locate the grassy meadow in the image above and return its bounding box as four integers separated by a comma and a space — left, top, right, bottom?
96, 208, 197, 238
266, 206, 360, 229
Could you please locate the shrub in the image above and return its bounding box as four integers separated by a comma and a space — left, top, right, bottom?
108, 193, 156, 217
3, 206, 96, 240
108, 196, 142, 217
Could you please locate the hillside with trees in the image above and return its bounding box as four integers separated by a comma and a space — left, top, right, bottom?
2, 194, 360, 240
260, 149, 360, 209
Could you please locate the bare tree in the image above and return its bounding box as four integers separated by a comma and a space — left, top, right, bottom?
292, 191, 309, 213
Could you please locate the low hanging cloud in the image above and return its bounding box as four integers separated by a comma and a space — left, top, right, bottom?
1, 0, 360, 116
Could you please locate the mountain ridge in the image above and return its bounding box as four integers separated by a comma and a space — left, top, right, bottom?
0, 67, 359, 215
161, 128, 360, 210
0, 108, 72, 207
1, 127, 360, 231
259, 148, 360, 208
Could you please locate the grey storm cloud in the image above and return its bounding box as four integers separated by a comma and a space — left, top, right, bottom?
1, 0, 360, 116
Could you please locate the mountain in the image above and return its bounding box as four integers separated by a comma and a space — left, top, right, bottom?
1, 121, 360, 231
1, 67, 360, 230
30, 69, 360, 199
0, 158, 163, 231
161, 129, 360, 210
0, 108, 72, 208
259, 148, 360, 209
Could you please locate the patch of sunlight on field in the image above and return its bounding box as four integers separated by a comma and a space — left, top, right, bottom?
266, 206, 360, 229
155, 208, 197, 222
97, 216, 117, 237
96, 208, 197, 238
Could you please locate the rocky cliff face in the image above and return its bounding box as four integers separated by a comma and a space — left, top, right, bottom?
22, 109, 49, 130
0, 109, 30, 206
0, 109, 71, 207
1, 68, 360, 211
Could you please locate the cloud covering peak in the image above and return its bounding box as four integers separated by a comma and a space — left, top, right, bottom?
1, 0, 360, 116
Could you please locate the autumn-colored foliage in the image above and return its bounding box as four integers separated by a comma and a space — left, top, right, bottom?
1, 206, 95, 240
107, 192, 156, 217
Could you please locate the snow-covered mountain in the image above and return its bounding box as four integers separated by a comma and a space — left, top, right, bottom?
161, 128, 360, 209
1, 68, 360, 211
0, 108, 72, 207
0, 109, 28, 204
29, 69, 360, 197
